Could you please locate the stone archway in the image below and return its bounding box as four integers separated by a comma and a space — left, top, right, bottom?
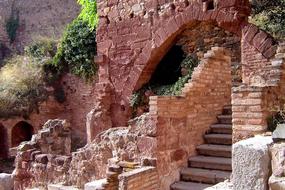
96, 0, 276, 126
0, 123, 8, 158
12, 121, 34, 147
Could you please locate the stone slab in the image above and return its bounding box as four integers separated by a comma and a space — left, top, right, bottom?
232, 136, 273, 190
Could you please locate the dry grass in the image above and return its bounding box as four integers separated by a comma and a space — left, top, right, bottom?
0, 55, 47, 118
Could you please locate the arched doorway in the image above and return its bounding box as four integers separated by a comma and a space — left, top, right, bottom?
0, 123, 8, 158
12, 121, 34, 147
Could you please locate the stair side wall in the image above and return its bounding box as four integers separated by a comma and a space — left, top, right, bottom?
148, 47, 232, 189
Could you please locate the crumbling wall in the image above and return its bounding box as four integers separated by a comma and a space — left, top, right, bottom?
13, 119, 72, 189
232, 42, 285, 142
146, 47, 232, 189
95, 0, 276, 129
0, 73, 98, 157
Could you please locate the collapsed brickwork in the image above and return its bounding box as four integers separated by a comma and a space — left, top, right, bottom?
13, 119, 71, 189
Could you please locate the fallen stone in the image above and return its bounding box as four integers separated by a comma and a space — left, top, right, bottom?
84, 179, 107, 190
232, 136, 273, 190
0, 173, 13, 190
270, 143, 285, 177
205, 180, 233, 190
269, 175, 285, 190
273, 124, 285, 142
48, 184, 79, 190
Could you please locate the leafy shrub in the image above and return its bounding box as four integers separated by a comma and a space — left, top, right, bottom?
250, 0, 285, 39
0, 56, 48, 118
77, 0, 98, 29
267, 103, 285, 132
53, 19, 97, 80
25, 37, 58, 59
130, 55, 199, 117
5, 10, 19, 43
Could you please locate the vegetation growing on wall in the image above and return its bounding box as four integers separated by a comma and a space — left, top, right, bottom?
0, 38, 66, 118
53, 18, 97, 80
77, 0, 98, 29
267, 103, 285, 132
250, 0, 285, 39
130, 55, 199, 117
0, 56, 47, 118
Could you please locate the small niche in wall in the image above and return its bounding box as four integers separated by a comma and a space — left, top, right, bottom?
207, 0, 215, 10
203, 0, 216, 11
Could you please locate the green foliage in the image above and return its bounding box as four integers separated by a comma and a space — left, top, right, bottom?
5, 10, 19, 43
53, 19, 97, 80
250, 0, 285, 39
267, 103, 285, 132
130, 55, 199, 117
77, 0, 98, 29
25, 37, 58, 59
0, 56, 48, 118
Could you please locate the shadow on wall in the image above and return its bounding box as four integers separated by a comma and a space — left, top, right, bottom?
11, 121, 34, 147
0, 123, 8, 158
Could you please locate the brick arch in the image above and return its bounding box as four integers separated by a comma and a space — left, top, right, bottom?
120, 0, 276, 100
0, 123, 8, 158
96, 0, 277, 126
12, 121, 34, 147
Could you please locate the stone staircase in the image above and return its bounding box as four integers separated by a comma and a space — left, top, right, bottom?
171, 105, 232, 190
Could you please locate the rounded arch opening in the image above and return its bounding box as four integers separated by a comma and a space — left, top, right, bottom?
0, 123, 8, 158
12, 121, 34, 147
130, 21, 241, 117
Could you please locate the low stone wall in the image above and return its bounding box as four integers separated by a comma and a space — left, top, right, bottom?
148, 47, 232, 189
118, 167, 159, 190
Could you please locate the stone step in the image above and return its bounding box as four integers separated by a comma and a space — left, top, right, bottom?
48, 184, 79, 190
222, 106, 232, 115
196, 144, 232, 158
217, 115, 232, 124
210, 124, 232, 134
84, 179, 107, 190
204, 134, 232, 145
188, 156, 232, 171
171, 181, 212, 190
180, 167, 231, 184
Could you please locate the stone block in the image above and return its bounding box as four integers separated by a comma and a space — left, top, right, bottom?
273, 124, 285, 143
232, 136, 273, 190
84, 179, 107, 190
271, 143, 285, 177
0, 173, 13, 190
269, 175, 285, 190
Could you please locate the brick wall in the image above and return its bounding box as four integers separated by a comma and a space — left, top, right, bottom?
118, 167, 159, 190
96, 0, 277, 127
148, 47, 232, 189
233, 42, 285, 142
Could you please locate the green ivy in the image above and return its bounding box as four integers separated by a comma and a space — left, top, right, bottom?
53, 18, 97, 80
77, 0, 98, 29
250, 0, 285, 39
130, 55, 199, 116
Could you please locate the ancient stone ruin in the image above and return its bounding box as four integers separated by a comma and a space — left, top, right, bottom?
1, 0, 285, 190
